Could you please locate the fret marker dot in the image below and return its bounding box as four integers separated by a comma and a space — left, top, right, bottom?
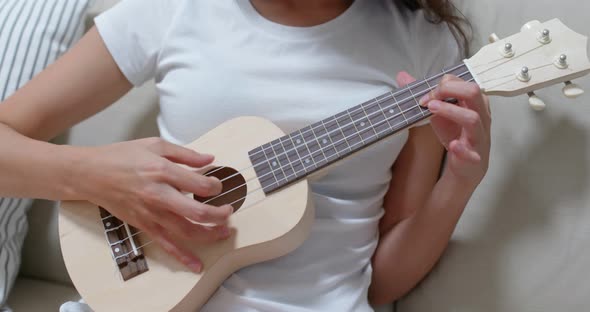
389, 109, 394, 114
106, 222, 111, 227
322, 139, 328, 144
305, 158, 311, 164
115, 248, 120, 253
272, 161, 278, 167
296, 139, 302, 144
360, 122, 366, 127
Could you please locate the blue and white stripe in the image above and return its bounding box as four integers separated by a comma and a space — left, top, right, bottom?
0, 0, 90, 308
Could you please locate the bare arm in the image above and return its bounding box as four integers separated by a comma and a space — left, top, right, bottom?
369, 73, 491, 305
0, 28, 232, 272
0, 27, 131, 141
0, 27, 131, 198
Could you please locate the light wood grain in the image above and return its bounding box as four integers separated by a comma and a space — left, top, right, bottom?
59, 116, 314, 311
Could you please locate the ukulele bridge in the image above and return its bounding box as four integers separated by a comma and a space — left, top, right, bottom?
100, 207, 149, 281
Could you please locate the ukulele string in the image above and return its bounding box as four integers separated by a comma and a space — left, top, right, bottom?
115, 75, 476, 254
200, 69, 473, 195
180, 69, 474, 207
226, 64, 465, 165
198, 63, 466, 184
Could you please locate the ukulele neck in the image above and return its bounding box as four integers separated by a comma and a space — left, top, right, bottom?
248, 62, 474, 195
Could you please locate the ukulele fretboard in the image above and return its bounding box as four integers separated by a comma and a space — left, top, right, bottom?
249, 62, 473, 194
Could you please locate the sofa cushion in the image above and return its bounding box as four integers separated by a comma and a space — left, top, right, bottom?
6, 277, 78, 312
0, 0, 90, 307
397, 1, 590, 311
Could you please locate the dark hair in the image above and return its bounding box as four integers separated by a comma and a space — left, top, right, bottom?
398, 0, 471, 56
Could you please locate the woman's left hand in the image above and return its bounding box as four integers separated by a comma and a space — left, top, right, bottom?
397, 71, 492, 187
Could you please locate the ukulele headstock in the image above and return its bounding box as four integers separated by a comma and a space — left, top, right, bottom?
465, 19, 590, 110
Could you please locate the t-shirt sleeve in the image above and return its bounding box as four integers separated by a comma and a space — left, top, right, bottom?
94, 0, 179, 86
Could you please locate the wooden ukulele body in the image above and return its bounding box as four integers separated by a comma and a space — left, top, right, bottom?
59, 116, 314, 311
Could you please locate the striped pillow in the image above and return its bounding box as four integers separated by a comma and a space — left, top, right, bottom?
0, 0, 90, 308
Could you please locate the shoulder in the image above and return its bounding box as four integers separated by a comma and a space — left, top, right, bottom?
97, 0, 186, 29
382, 1, 463, 76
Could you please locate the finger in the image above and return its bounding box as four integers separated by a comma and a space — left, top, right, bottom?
147, 224, 203, 273
427, 100, 482, 144
156, 185, 233, 225
422, 81, 486, 116
147, 138, 215, 168
419, 74, 461, 107
449, 140, 481, 163
396, 71, 416, 88
156, 209, 232, 242
429, 115, 458, 149
163, 162, 223, 197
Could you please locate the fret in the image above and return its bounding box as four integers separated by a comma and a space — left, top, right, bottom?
384, 97, 409, 131
248, 62, 470, 195
305, 125, 329, 167
314, 121, 339, 161
267, 142, 290, 183
359, 101, 381, 141
321, 120, 342, 158
292, 129, 317, 171
247, 146, 268, 167
334, 111, 363, 151
391, 91, 410, 125
250, 149, 277, 193
445, 63, 470, 79
261, 144, 284, 185
301, 126, 327, 168
323, 115, 351, 155
369, 97, 394, 137
429, 72, 445, 86
393, 86, 424, 124
272, 139, 296, 182
407, 84, 425, 117
423, 78, 436, 117
348, 106, 377, 146
280, 136, 306, 179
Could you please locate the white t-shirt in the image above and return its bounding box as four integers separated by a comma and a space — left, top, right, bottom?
89, 0, 460, 311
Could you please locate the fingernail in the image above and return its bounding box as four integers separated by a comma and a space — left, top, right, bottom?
428, 101, 441, 112
220, 227, 232, 238
189, 261, 202, 273
419, 94, 429, 107
198, 153, 215, 161
225, 205, 234, 216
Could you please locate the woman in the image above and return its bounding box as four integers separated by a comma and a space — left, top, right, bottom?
0, 0, 490, 310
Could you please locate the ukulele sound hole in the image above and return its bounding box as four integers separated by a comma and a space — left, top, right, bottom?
194, 167, 247, 213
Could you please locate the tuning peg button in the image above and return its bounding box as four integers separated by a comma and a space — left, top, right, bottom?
528, 92, 546, 111
563, 81, 584, 98
489, 33, 500, 43
521, 20, 541, 32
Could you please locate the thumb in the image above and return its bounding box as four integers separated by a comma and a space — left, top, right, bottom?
395, 71, 416, 88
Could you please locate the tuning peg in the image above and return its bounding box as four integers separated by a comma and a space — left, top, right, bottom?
562, 81, 584, 98
528, 92, 546, 111
488, 33, 500, 43
521, 20, 541, 32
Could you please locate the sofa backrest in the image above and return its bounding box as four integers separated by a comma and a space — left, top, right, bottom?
20, 3, 590, 312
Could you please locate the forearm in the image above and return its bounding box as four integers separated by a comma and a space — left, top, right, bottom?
0, 122, 82, 200
369, 170, 477, 305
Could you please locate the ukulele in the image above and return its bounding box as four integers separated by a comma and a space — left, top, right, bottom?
59, 19, 590, 311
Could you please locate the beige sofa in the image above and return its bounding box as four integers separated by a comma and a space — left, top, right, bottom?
7, 0, 590, 311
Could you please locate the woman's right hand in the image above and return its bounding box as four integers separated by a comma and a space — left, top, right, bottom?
71, 137, 233, 273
